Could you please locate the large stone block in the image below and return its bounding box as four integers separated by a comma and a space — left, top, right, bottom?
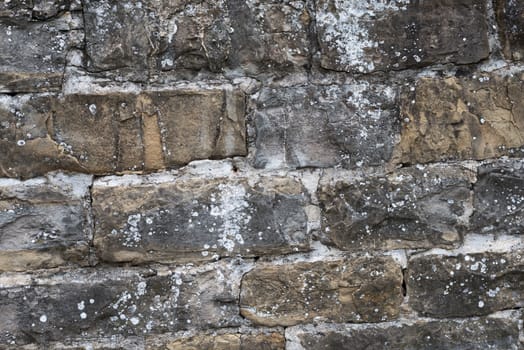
496, 0, 524, 60
0, 173, 92, 271
252, 83, 398, 169
0, 1, 83, 92
392, 73, 524, 165
472, 159, 524, 236
0, 88, 246, 178
318, 164, 474, 251
286, 317, 521, 350
0, 261, 246, 346
407, 250, 524, 318
316, 0, 489, 73
239, 256, 403, 326
83, 0, 310, 79
92, 168, 309, 263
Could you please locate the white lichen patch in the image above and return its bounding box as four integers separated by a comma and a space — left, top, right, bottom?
210, 183, 251, 252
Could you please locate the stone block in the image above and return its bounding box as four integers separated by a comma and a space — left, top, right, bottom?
316, 0, 489, 73
0, 261, 246, 346
0, 88, 246, 178
0, 173, 92, 271
286, 317, 521, 350
92, 169, 309, 263
393, 74, 524, 164
318, 164, 474, 251
239, 256, 403, 326
408, 250, 524, 317
472, 159, 524, 236
252, 82, 398, 169
0, 1, 83, 92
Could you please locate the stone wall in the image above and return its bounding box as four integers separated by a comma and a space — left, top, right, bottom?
0, 0, 523, 349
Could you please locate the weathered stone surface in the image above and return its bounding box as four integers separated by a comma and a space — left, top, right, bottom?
316, 0, 489, 73
286, 317, 521, 350
0, 88, 246, 178
392, 74, 524, 165
408, 250, 524, 317
496, 0, 524, 60
146, 330, 285, 350
252, 83, 398, 169
0, 2, 83, 92
0, 261, 246, 346
0, 173, 92, 271
318, 164, 474, 251
472, 159, 524, 236
240, 256, 403, 326
92, 168, 309, 263
2, 336, 145, 350
83, 0, 310, 79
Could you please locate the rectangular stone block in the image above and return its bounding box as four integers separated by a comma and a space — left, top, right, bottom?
0, 173, 92, 271
0, 2, 83, 92
92, 166, 309, 264
392, 73, 524, 165
83, 0, 310, 79
239, 256, 403, 326
472, 159, 524, 236
496, 0, 524, 60
407, 250, 524, 318
252, 82, 398, 169
318, 164, 474, 251
0, 88, 246, 178
286, 316, 521, 350
0, 261, 246, 346
316, 0, 489, 73
146, 330, 285, 350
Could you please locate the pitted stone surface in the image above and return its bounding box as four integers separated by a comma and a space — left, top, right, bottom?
496, 0, 524, 61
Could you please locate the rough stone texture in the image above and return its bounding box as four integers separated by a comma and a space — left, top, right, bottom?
286, 317, 521, 350
472, 159, 524, 236
0, 88, 246, 178
318, 164, 474, 251
83, 0, 310, 80
496, 0, 524, 61
252, 82, 398, 169
0, 1, 83, 92
92, 170, 309, 264
0, 261, 246, 346
0, 173, 92, 272
240, 256, 403, 326
408, 251, 524, 318
393, 74, 524, 165
146, 331, 285, 350
315, 0, 489, 73
2, 337, 145, 350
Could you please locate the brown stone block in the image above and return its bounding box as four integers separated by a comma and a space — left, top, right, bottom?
393, 74, 524, 164
240, 256, 403, 326
0, 88, 246, 178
